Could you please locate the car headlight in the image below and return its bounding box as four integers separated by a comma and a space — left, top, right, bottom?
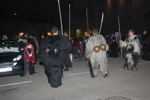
13, 55, 22, 61
12, 62, 17, 66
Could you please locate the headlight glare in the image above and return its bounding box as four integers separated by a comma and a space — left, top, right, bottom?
12, 62, 17, 66
13, 55, 22, 61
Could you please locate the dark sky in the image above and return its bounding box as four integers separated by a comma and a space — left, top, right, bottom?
0, 0, 87, 22
0, 0, 104, 29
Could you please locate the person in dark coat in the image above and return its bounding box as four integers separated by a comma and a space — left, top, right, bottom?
141, 31, 148, 56
38, 34, 45, 48
105, 35, 111, 45
38, 34, 45, 64
18, 34, 28, 56
110, 34, 116, 42
142, 30, 150, 60
40, 27, 72, 88
109, 40, 119, 57
63, 33, 72, 71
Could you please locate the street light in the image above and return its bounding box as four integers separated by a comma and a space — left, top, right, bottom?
13, 13, 17, 16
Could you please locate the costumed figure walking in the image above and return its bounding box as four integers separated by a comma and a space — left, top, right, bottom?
119, 29, 141, 71
40, 27, 72, 88
85, 29, 109, 78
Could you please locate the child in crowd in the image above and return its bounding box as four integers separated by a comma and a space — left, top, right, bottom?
24, 43, 36, 75
78, 41, 84, 61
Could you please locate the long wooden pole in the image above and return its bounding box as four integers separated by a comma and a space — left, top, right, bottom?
118, 17, 122, 70
86, 8, 90, 34
57, 0, 63, 35
99, 12, 104, 34
69, 4, 71, 38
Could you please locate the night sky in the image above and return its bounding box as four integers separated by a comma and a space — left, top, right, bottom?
0, 0, 87, 24
0, 0, 104, 28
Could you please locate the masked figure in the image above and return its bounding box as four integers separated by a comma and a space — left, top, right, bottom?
120, 29, 141, 71
85, 29, 109, 78
40, 27, 72, 88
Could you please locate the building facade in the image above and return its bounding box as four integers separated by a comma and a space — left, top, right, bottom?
102, 0, 150, 35
0, 21, 53, 39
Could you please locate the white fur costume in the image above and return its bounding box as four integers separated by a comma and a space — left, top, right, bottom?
85, 35, 109, 77
120, 35, 141, 70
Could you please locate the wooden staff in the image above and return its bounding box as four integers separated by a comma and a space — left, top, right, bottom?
99, 12, 104, 34
86, 8, 90, 34
69, 4, 71, 38
57, 0, 63, 35
118, 17, 122, 70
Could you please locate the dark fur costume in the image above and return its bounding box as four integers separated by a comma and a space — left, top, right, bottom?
120, 35, 141, 71
40, 35, 72, 87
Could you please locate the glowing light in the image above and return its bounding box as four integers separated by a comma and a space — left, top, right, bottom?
107, 0, 111, 7
13, 13, 17, 16
76, 29, 82, 39
12, 62, 17, 66
47, 32, 52, 36
84, 32, 88, 36
19, 32, 24, 36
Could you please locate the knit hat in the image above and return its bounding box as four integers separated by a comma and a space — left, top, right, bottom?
3, 35, 7, 38
26, 43, 32, 48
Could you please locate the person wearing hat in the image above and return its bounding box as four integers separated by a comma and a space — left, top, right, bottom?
18, 35, 28, 52
24, 43, 36, 75
2, 35, 8, 40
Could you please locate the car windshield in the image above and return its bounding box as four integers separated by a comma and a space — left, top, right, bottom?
0, 41, 18, 48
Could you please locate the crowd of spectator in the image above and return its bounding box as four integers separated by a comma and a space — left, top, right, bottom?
1, 29, 150, 63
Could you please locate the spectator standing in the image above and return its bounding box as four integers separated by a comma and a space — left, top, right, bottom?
2, 35, 8, 40
78, 41, 84, 61
24, 43, 36, 75
38, 34, 45, 64
109, 40, 119, 57
105, 35, 111, 45
142, 30, 150, 60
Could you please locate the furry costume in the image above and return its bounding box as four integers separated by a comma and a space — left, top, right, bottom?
85, 35, 109, 78
40, 35, 72, 88
120, 35, 141, 71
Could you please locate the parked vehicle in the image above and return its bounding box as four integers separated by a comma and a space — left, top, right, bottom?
0, 40, 26, 77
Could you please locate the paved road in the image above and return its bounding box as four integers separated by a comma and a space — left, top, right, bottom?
0, 57, 150, 100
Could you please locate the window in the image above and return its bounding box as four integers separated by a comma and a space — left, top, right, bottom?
126, 0, 132, 7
